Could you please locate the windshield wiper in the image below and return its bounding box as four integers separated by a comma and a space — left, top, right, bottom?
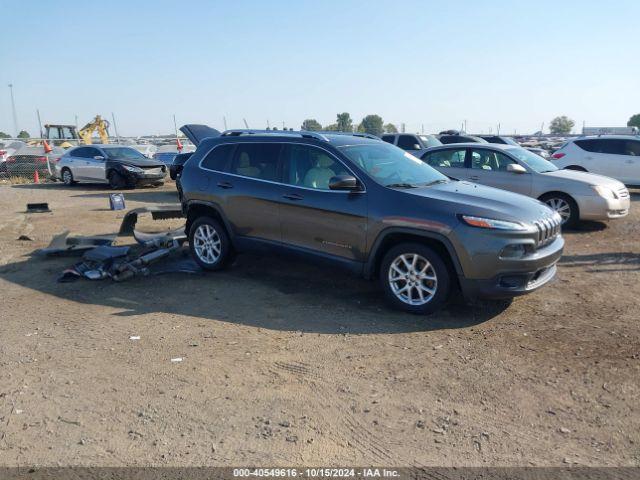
386, 183, 418, 188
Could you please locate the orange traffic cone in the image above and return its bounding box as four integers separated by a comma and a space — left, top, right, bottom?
34, 169, 40, 183
43, 140, 53, 153
176, 137, 183, 151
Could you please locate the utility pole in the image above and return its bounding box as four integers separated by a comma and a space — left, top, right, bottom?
223, 116, 228, 130
36, 109, 43, 138
243, 118, 249, 129
111, 112, 120, 144
421, 124, 424, 134
173, 114, 179, 138
8, 83, 18, 137
497, 123, 501, 135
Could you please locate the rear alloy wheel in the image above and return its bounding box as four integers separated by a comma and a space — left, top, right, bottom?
540, 193, 578, 227
380, 243, 450, 314
61, 168, 75, 186
188, 216, 232, 271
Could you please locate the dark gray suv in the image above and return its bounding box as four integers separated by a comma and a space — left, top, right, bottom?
179, 127, 564, 314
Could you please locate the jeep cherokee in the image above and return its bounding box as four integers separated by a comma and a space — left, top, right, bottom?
179, 126, 564, 314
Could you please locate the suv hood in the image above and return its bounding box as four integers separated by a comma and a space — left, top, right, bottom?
407, 180, 553, 224
543, 168, 625, 189
180, 124, 221, 146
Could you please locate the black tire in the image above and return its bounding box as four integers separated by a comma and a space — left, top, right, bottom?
188, 216, 233, 271
108, 170, 126, 189
176, 180, 183, 202
379, 242, 451, 315
539, 192, 579, 228
61, 168, 75, 185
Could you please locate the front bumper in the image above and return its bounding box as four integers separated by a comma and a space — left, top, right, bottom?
577, 193, 631, 221
457, 235, 564, 300
123, 168, 166, 186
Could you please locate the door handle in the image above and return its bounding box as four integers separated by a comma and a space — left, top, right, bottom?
283, 193, 304, 201
217, 181, 233, 189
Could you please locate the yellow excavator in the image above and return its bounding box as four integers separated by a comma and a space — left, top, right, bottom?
44, 115, 110, 148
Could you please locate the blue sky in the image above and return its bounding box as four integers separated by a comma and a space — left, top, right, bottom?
1, 0, 638, 136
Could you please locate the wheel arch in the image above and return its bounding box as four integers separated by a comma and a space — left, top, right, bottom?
564, 165, 587, 171
185, 201, 233, 243
365, 228, 463, 283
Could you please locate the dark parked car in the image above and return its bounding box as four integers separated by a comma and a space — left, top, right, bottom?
178, 127, 563, 314
439, 135, 488, 145
479, 135, 520, 146
5, 145, 64, 179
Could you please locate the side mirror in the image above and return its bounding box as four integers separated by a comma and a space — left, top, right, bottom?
329, 174, 360, 191
507, 163, 527, 174
412, 144, 421, 150
94, 155, 105, 161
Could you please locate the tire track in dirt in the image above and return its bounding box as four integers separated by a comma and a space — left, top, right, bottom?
268, 359, 405, 465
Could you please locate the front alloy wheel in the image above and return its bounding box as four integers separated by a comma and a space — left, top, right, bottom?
540, 193, 578, 227
388, 253, 437, 306
380, 243, 451, 314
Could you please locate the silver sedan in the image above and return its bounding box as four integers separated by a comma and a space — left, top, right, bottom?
421, 143, 630, 226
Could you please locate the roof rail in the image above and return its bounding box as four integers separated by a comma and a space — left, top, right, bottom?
220, 129, 381, 142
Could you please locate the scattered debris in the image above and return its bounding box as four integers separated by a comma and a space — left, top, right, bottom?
559, 427, 571, 434
26, 203, 50, 213
118, 204, 183, 236
171, 357, 183, 363
109, 193, 126, 210
36, 231, 117, 257
17, 235, 33, 241
129, 336, 141, 341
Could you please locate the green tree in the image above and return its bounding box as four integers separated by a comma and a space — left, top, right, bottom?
549, 116, 575, 135
359, 115, 384, 137
323, 123, 339, 131
17, 130, 30, 139
0, 131, 11, 139
336, 112, 353, 132
301, 119, 322, 131
384, 123, 398, 133
627, 114, 640, 128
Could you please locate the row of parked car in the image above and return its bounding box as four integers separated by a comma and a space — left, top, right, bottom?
167, 125, 634, 314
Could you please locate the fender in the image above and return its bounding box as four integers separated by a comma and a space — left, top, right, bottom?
364, 226, 464, 279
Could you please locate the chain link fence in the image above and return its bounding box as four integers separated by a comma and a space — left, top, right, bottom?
0, 140, 64, 184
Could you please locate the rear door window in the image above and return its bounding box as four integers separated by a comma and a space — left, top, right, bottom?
72, 147, 91, 158
381, 135, 395, 144
230, 143, 282, 181
397, 135, 421, 150
201, 144, 235, 171
423, 149, 467, 168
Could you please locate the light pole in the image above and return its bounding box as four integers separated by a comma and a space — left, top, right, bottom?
8, 83, 19, 137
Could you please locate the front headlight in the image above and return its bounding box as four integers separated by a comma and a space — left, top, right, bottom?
460, 215, 528, 231
122, 164, 144, 174
591, 185, 618, 199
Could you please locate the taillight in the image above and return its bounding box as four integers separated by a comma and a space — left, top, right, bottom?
552, 153, 565, 159
0, 150, 6, 156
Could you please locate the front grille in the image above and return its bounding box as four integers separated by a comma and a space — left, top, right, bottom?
533, 215, 562, 248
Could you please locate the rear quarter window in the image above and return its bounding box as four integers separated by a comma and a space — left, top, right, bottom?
200, 144, 235, 171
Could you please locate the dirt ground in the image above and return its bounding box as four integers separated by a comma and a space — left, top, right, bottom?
0, 180, 638, 467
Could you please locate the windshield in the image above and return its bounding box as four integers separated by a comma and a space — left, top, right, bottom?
503, 137, 519, 146
339, 143, 449, 187
103, 147, 147, 161
507, 147, 558, 173
419, 135, 442, 148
